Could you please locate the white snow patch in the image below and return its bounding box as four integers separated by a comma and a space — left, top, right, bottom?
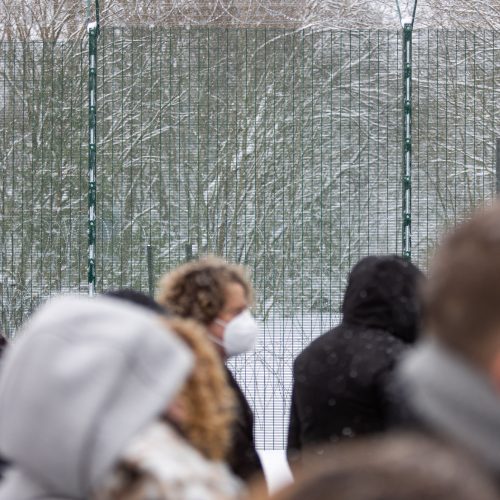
258, 450, 293, 494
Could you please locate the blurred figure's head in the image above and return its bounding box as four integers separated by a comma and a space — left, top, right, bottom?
104, 288, 167, 316
158, 256, 258, 358
342, 255, 424, 344
256, 435, 498, 500
426, 202, 500, 370
0, 295, 193, 499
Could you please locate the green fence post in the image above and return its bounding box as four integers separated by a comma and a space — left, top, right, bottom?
185, 243, 193, 262
496, 138, 500, 195
87, 10, 99, 296
402, 23, 413, 261
147, 245, 154, 297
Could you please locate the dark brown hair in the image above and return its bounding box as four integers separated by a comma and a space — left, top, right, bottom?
251, 434, 498, 500
426, 202, 500, 362
157, 256, 253, 325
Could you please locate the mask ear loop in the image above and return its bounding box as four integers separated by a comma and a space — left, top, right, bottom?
213, 318, 227, 328
207, 318, 227, 348
207, 333, 225, 348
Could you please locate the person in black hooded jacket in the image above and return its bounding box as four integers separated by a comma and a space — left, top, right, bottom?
287, 255, 423, 467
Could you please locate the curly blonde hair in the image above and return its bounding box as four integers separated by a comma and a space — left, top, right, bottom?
157, 256, 253, 325
164, 317, 236, 461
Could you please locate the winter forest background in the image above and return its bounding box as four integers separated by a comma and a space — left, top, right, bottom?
1, 0, 500, 448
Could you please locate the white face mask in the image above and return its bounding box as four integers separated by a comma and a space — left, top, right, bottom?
210, 310, 260, 357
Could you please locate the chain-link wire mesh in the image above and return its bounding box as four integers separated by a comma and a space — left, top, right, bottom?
412, 30, 498, 267
1, 29, 499, 448
1, 40, 88, 330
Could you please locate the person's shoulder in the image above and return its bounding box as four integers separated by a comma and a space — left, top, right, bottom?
224, 366, 245, 396
373, 328, 408, 358
224, 366, 253, 416
353, 329, 408, 380
293, 327, 338, 371
224, 365, 237, 384
352, 325, 408, 356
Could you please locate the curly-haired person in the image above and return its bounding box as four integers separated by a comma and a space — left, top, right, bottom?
158, 256, 264, 483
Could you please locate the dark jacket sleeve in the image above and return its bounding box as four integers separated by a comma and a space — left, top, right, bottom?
286, 386, 302, 467
225, 368, 263, 482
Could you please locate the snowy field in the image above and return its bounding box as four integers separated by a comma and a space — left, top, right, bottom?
259, 450, 293, 493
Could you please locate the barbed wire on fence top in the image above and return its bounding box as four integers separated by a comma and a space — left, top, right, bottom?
3, 0, 500, 42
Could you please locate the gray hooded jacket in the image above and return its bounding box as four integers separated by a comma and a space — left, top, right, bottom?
398, 340, 500, 476
0, 296, 193, 500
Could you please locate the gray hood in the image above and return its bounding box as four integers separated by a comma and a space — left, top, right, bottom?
398, 340, 500, 472
0, 295, 193, 499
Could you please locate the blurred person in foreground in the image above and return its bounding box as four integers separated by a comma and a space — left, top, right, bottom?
391, 201, 500, 485
251, 434, 499, 500
158, 256, 263, 482
287, 255, 423, 467
0, 295, 242, 500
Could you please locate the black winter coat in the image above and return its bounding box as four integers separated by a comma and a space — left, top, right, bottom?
225, 367, 263, 482
287, 255, 423, 466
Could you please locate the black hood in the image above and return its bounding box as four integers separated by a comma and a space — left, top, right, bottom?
341, 255, 424, 344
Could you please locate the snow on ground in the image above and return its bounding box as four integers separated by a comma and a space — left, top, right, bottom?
258, 450, 293, 494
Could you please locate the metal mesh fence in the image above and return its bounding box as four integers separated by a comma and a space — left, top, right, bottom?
1, 29, 499, 448
412, 31, 498, 266
1, 40, 88, 329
